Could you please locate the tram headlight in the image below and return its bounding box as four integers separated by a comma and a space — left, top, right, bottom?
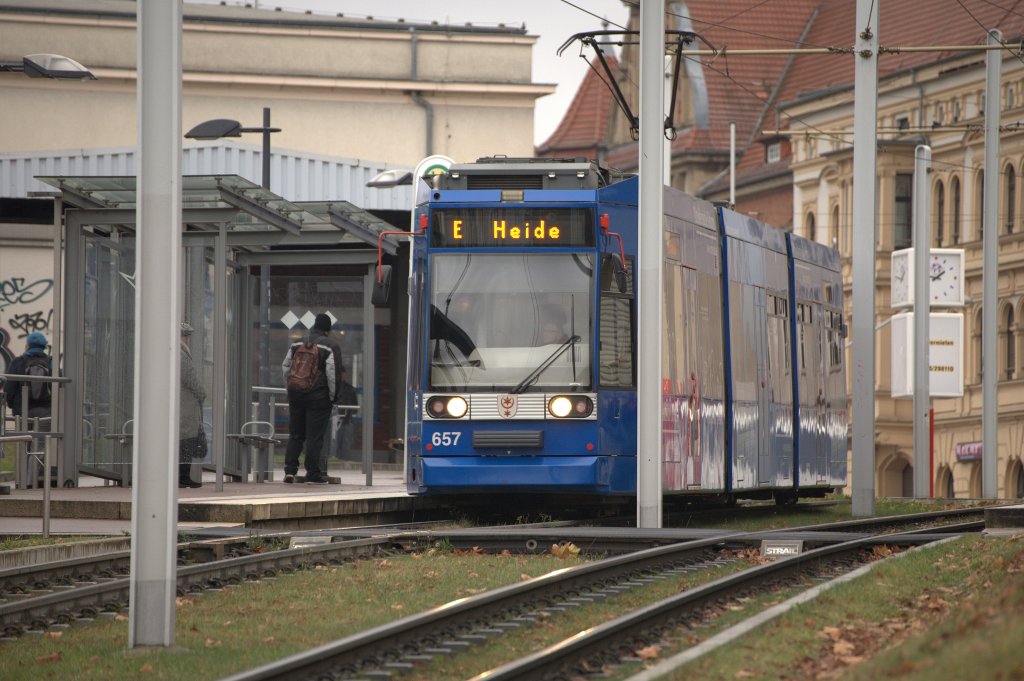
427, 395, 468, 419
446, 396, 468, 418
548, 396, 573, 418
547, 395, 593, 419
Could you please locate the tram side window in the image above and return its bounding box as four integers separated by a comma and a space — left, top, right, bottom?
599, 256, 635, 388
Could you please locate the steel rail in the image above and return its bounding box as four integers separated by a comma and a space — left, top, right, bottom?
0, 536, 392, 635
469, 528, 973, 681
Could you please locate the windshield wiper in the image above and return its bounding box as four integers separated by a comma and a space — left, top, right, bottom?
511, 335, 580, 394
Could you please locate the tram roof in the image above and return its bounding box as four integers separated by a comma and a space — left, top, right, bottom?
36, 174, 399, 251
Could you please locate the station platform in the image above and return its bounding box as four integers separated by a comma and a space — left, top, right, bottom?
0, 464, 446, 535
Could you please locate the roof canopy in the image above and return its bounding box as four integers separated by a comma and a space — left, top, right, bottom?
37, 174, 399, 251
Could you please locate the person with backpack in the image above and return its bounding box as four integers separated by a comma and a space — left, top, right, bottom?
4, 331, 53, 419
281, 312, 343, 485
3, 332, 53, 453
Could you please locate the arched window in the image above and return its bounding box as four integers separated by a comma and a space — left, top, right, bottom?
806, 212, 816, 242
952, 176, 962, 244
1007, 166, 1016, 234
977, 170, 985, 241
894, 173, 913, 249
935, 180, 945, 246
830, 205, 839, 249
975, 307, 984, 383
1004, 305, 1016, 380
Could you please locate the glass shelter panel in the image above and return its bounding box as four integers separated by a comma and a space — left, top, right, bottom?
258, 268, 369, 463
80, 233, 136, 483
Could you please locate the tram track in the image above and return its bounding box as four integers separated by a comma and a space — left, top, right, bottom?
216, 510, 980, 681
0, 508, 986, 672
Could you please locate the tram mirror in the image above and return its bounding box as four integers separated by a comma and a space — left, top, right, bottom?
372, 265, 393, 306
601, 254, 628, 294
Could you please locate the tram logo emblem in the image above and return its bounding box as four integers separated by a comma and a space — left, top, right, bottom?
498, 394, 517, 418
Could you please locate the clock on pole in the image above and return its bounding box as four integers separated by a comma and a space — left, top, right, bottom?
890, 248, 964, 308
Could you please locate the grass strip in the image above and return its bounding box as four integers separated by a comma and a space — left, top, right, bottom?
0, 547, 589, 681
659, 535, 1024, 680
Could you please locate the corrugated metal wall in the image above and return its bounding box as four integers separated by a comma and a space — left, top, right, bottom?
0, 142, 413, 210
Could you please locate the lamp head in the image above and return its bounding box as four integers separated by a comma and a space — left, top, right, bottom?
185, 118, 243, 140
22, 53, 95, 80
367, 169, 413, 188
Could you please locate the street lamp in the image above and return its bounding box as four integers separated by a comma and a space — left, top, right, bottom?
0, 53, 95, 80
367, 169, 413, 188
185, 107, 280, 189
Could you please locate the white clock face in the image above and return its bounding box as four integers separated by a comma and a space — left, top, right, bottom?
929, 251, 962, 304
891, 250, 910, 308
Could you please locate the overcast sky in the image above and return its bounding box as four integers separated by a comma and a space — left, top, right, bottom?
192, 0, 630, 145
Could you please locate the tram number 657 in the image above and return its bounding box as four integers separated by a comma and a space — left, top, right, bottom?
431, 432, 461, 447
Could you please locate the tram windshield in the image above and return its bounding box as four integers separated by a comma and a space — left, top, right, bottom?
428, 253, 593, 392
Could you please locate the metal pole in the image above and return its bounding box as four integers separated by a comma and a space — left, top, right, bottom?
362, 270, 374, 486
261, 107, 271, 191
50, 197, 65, 487
982, 29, 1001, 499
637, 0, 665, 529
912, 145, 931, 498
130, 0, 181, 649
851, 0, 879, 517
214, 225, 227, 492
42, 434, 51, 537
258, 109, 271, 431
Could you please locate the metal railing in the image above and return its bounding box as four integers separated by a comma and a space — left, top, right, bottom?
0, 372, 72, 537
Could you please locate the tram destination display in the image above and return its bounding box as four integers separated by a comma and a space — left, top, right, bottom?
431, 208, 594, 247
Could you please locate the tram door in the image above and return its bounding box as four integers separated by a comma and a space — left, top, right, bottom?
76, 231, 137, 484
753, 288, 772, 485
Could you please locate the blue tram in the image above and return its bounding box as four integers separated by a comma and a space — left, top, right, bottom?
388, 157, 846, 503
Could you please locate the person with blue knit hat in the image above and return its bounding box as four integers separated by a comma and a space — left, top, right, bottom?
4, 331, 53, 423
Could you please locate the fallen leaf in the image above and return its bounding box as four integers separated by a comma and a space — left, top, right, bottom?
735, 671, 757, 679
391, 604, 404, 610
44, 631, 63, 639
140, 663, 155, 673
819, 626, 842, 641
36, 653, 61, 664
262, 636, 275, 643
635, 645, 660, 660
115, 614, 128, 621
521, 573, 533, 581
833, 640, 856, 656
205, 638, 222, 647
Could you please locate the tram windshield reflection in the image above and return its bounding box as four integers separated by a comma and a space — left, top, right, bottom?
428, 253, 593, 392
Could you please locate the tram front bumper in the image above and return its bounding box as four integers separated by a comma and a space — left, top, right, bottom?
418, 454, 623, 493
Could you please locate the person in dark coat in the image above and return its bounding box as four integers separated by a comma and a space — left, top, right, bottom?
4, 331, 52, 419
281, 313, 343, 485
179, 322, 206, 488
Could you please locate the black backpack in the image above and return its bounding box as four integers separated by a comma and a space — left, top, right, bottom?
25, 356, 51, 402
287, 339, 320, 393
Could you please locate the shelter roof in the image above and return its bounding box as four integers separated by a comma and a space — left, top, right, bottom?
36, 174, 397, 249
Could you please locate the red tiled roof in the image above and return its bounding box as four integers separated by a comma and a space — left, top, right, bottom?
719, 0, 1024, 193
536, 55, 619, 158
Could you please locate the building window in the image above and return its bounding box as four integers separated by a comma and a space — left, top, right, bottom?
830, 205, 839, 249
935, 103, 945, 125
1005, 305, 1016, 381
896, 114, 910, 131
935, 180, 945, 246
766, 142, 781, 164
894, 173, 913, 250
806, 212, 816, 242
953, 99, 961, 122
1007, 166, 1016, 234
976, 308, 984, 383
952, 176, 962, 244
977, 170, 985, 241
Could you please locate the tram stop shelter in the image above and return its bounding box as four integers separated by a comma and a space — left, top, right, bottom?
27, 174, 408, 490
